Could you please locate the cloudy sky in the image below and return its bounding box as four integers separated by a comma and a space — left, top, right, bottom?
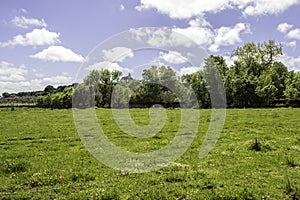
1, 0, 300, 94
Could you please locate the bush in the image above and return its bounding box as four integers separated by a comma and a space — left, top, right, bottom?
250, 138, 261, 151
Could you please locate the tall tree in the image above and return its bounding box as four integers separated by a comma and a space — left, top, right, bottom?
227, 40, 283, 107
83, 69, 122, 107
140, 66, 178, 104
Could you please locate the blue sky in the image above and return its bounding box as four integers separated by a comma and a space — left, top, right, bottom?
1, 0, 300, 94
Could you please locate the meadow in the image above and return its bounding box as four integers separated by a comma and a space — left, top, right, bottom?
0, 108, 300, 199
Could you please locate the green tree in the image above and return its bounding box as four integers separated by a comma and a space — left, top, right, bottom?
203, 56, 227, 108
272, 62, 289, 99
183, 56, 228, 108
44, 85, 56, 93
111, 84, 131, 108
37, 96, 45, 107
44, 94, 52, 106
140, 66, 179, 105
84, 70, 101, 86
73, 84, 92, 108
233, 40, 282, 77
61, 86, 74, 108
256, 70, 278, 106
51, 92, 63, 107
2, 92, 10, 98
83, 69, 122, 107
182, 71, 210, 108
255, 62, 289, 106
227, 40, 283, 107
284, 72, 300, 101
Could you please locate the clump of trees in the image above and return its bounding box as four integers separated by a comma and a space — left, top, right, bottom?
1, 40, 300, 108
36, 86, 74, 108
183, 41, 300, 108
0, 91, 45, 104
72, 66, 185, 108
72, 40, 300, 108
0, 84, 75, 107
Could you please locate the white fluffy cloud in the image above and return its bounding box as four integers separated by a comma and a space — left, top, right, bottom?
0, 75, 73, 95
173, 22, 251, 52
179, 66, 202, 75
223, 55, 237, 67
0, 61, 27, 81
130, 25, 214, 49
30, 45, 84, 62
136, 0, 231, 19
173, 26, 214, 47
130, 27, 196, 48
130, 22, 251, 52
102, 47, 134, 62
209, 23, 251, 52
188, 17, 212, 28
86, 61, 132, 74
159, 51, 188, 64
241, 0, 300, 16
42, 75, 73, 84
120, 4, 125, 11
283, 41, 297, 48
12, 16, 47, 29
278, 54, 300, 71
0, 76, 72, 94
19, 8, 28, 14
0, 28, 60, 47
0, 80, 42, 94
0, 60, 72, 94
277, 23, 294, 33
287, 28, 300, 40
136, 0, 300, 19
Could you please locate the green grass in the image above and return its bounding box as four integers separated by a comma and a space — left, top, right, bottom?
0, 107, 300, 199
0, 103, 36, 107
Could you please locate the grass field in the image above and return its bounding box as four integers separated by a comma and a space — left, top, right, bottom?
0, 108, 300, 199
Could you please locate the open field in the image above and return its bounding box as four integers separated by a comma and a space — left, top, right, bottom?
1, 108, 300, 199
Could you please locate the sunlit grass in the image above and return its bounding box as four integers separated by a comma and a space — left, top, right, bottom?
0, 108, 299, 199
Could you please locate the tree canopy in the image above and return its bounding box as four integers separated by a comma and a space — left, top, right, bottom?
2, 40, 300, 108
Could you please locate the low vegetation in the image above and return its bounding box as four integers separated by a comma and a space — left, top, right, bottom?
1, 108, 300, 199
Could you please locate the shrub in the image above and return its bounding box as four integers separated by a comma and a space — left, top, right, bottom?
250, 138, 261, 151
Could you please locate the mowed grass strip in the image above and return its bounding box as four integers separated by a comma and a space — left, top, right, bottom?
0, 108, 299, 199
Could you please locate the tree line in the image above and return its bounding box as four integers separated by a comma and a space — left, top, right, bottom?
69, 40, 300, 108
1, 40, 300, 108
0, 84, 75, 107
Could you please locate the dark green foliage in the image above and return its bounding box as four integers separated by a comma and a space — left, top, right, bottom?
226, 40, 286, 107
284, 72, 300, 104
249, 137, 274, 152
2, 92, 10, 98
44, 85, 56, 93
36, 86, 74, 108
0, 84, 74, 106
